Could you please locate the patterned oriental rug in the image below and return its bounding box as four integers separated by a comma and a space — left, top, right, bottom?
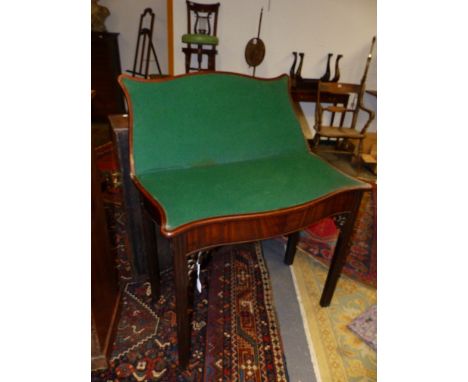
204, 244, 289, 382
91, 243, 289, 381
292, 249, 377, 382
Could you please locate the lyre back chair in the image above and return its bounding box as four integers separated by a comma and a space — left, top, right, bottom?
312, 81, 375, 164
181, 1, 220, 73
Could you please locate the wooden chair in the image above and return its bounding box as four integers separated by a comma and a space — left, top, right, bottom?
181, 1, 220, 73
312, 81, 375, 164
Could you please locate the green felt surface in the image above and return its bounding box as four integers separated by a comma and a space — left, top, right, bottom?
120, 73, 366, 230
121, 74, 307, 174
138, 151, 363, 230
182, 33, 219, 45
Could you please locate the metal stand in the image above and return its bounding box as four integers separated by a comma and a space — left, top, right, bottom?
127, 8, 162, 78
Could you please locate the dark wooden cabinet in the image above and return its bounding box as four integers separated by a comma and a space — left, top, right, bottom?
92, 32, 126, 121
91, 144, 121, 370
290, 79, 349, 105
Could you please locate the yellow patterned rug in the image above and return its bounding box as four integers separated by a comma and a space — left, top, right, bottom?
292, 247, 377, 382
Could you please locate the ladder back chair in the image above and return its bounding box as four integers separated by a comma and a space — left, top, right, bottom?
312, 81, 375, 164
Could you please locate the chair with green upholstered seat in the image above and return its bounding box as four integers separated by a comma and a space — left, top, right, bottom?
182, 1, 220, 73
118, 72, 371, 369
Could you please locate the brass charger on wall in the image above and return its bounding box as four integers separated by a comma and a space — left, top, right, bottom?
245, 8, 265, 77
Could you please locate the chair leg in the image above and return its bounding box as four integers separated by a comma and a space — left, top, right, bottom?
184, 46, 191, 73
197, 45, 203, 70
334, 138, 340, 150
352, 140, 363, 169
208, 49, 216, 71
284, 231, 300, 265
313, 135, 323, 150
311, 133, 320, 148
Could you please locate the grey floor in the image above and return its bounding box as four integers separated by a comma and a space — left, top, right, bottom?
262, 239, 317, 382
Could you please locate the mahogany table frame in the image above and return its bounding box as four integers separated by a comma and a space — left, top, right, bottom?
111, 78, 370, 368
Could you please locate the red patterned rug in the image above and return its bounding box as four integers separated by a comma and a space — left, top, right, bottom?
296, 185, 377, 288
204, 244, 288, 381
91, 243, 289, 381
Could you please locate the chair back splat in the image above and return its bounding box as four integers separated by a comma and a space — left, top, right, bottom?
181, 1, 220, 73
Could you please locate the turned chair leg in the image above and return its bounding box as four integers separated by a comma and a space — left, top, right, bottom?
356, 140, 363, 169
350, 139, 363, 170
141, 207, 161, 303
184, 53, 190, 73
208, 49, 216, 71
184, 45, 192, 73
197, 45, 203, 70
284, 231, 300, 265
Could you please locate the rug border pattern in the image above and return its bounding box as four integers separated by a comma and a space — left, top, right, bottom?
110, 282, 160, 362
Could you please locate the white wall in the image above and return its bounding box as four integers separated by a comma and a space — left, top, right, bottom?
99, 0, 168, 76
98, 0, 376, 133
173, 0, 377, 134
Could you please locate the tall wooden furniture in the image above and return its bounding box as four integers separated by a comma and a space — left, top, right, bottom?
91, 143, 121, 370
289, 52, 347, 104
118, 72, 371, 369
92, 32, 125, 121
312, 81, 375, 163
181, 1, 220, 73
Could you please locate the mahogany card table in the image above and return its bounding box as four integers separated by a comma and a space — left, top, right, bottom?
117, 72, 370, 368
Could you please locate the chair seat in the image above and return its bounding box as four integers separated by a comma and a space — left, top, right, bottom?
316, 126, 365, 139
137, 151, 363, 230
182, 33, 219, 45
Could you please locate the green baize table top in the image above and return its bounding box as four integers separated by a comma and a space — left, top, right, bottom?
121, 73, 365, 231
